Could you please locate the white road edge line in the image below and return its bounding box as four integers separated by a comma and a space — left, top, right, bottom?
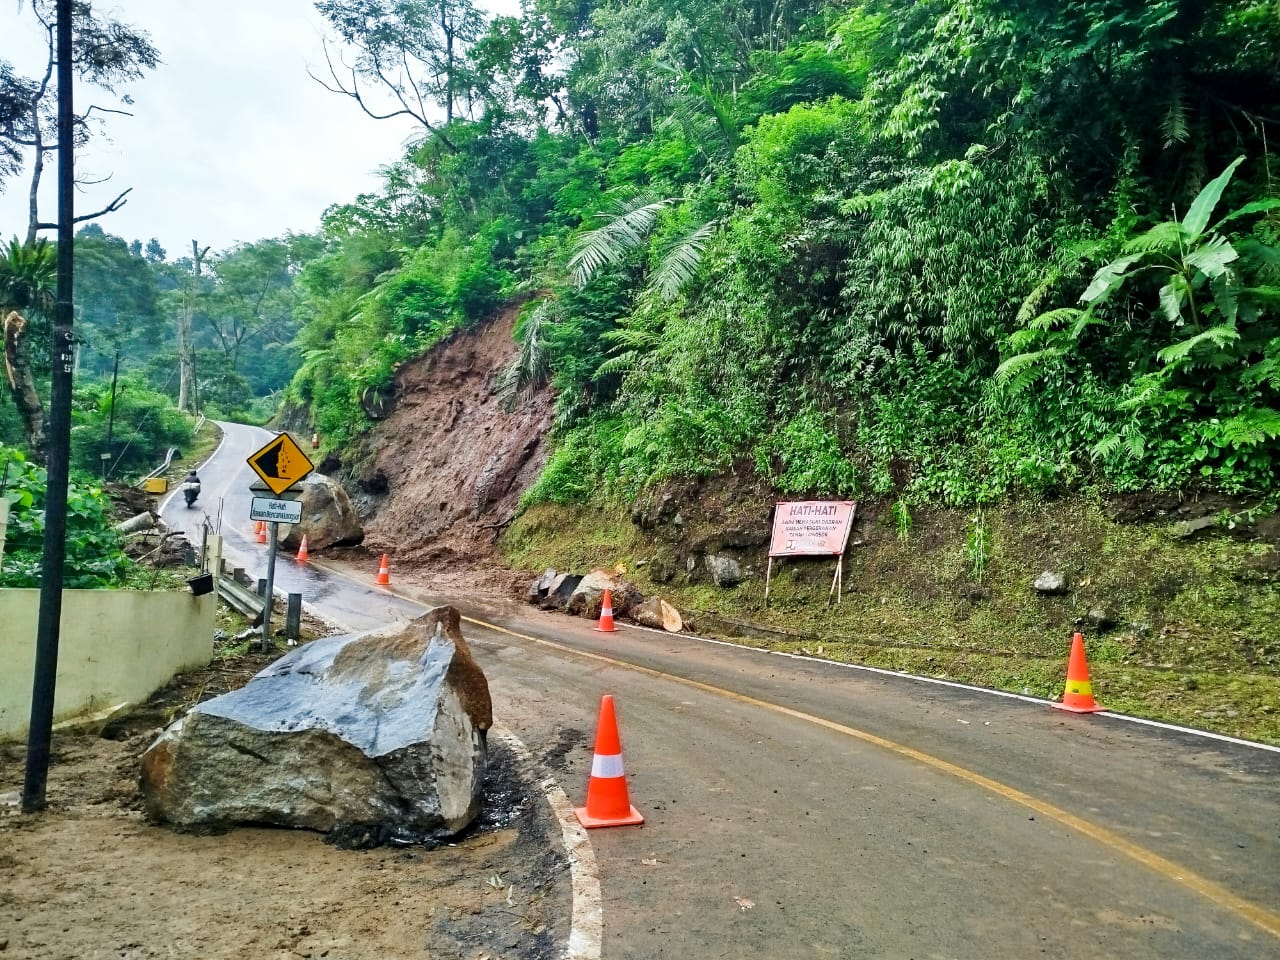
628, 623, 1280, 754
495, 725, 602, 960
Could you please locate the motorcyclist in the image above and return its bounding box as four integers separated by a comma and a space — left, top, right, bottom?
182, 469, 201, 507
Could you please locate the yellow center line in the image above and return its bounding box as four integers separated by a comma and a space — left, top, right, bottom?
465, 614, 1280, 941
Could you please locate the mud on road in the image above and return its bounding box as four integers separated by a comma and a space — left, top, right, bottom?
1, 664, 572, 960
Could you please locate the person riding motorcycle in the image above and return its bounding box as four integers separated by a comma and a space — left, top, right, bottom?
182, 470, 201, 507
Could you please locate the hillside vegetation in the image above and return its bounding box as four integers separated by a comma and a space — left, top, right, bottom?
289, 0, 1280, 512
274, 0, 1280, 743
5, 2, 1279, 734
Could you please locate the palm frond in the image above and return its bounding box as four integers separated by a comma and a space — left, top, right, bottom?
647, 219, 720, 301
993, 347, 1064, 393
568, 195, 679, 287
1155, 324, 1240, 367
1217, 407, 1280, 447
496, 297, 555, 410
1120, 222, 1184, 257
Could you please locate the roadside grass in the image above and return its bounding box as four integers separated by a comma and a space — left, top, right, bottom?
504, 497, 1280, 745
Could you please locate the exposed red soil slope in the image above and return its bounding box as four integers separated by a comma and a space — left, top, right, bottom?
348, 304, 553, 592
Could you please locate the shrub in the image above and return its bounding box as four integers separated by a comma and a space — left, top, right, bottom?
1, 445, 132, 588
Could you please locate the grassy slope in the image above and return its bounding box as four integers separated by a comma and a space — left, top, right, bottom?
503, 496, 1280, 745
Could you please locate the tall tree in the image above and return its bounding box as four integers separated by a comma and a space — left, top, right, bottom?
0, 237, 56, 455
203, 235, 321, 393
0, 0, 160, 243
177, 241, 210, 413
313, 0, 486, 144
73, 223, 164, 377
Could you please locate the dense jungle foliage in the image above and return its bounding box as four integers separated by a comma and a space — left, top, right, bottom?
288, 0, 1280, 508
0, 445, 130, 587
5, 0, 1280, 511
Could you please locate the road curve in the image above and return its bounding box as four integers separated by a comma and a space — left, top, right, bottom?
182, 422, 1280, 959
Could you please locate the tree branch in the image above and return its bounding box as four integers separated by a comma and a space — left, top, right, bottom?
309, 39, 454, 151
35, 187, 132, 230
84, 103, 135, 119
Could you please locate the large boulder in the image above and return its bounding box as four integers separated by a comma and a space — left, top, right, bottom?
280, 474, 364, 551
537, 573, 582, 611
705, 553, 743, 588
526, 568, 558, 604
565, 570, 643, 619
140, 606, 491, 843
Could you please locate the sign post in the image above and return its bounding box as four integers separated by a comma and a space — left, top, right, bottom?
765, 501, 858, 607
245, 434, 314, 651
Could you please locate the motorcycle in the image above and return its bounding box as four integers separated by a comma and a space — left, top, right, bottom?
182, 481, 201, 508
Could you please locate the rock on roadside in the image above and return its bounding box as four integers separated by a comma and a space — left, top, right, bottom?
279, 473, 364, 551
140, 606, 491, 843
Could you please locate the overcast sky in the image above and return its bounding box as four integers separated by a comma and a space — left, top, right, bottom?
0, 0, 521, 258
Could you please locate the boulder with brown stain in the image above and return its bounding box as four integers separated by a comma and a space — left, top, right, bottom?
279, 473, 364, 551
140, 606, 490, 843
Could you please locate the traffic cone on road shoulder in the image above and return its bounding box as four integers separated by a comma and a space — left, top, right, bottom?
574, 695, 643, 829
375, 553, 391, 586
1053, 631, 1103, 714
255, 521, 267, 545
593, 588, 618, 633
296, 535, 310, 563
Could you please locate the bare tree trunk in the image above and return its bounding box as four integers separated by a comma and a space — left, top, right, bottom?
25, 132, 44, 247
177, 240, 209, 413
3, 310, 46, 461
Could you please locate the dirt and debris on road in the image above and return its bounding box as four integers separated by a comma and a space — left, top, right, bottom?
1, 639, 572, 960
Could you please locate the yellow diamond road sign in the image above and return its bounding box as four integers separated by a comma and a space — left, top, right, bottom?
246, 433, 314, 496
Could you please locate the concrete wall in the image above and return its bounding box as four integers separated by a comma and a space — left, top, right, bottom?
0, 589, 216, 741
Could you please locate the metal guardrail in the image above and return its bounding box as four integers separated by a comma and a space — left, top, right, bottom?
193, 414, 206, 434
216, 575, 266, 622
140, 447, 179, 482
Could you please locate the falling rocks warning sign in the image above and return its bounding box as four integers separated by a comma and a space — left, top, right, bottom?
768, 501, 857, 557
246, 433, 314, 496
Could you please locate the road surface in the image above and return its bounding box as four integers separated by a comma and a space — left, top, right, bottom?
167, 422, 1280, 959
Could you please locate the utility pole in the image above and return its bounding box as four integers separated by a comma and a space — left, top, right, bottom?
23, 0, 75, 813
178, 240, 209, 413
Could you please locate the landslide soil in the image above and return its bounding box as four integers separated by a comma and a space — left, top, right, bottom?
338, 301, 553, 601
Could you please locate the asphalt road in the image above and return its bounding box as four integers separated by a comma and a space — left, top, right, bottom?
160, 421, 421, 632
169, 422, 1280, 959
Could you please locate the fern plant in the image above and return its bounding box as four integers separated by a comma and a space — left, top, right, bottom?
999, 158, 1279, 386
996, 157, 1280, 487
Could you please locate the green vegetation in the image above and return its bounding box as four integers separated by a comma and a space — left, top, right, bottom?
6, 2, 1275, 507
0, 445, 131, 588
268, 0, 1279, 512
505, 495, 1280, 744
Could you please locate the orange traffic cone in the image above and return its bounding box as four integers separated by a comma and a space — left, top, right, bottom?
593, 588, 618, 633
574, 695, 644, 829
296, 535, 310, 563
1053, 631, 1103, 713
375, 553, 391, 586
255, 521, 267, 545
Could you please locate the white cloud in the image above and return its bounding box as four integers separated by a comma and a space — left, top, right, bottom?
0, 0, 522, 256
